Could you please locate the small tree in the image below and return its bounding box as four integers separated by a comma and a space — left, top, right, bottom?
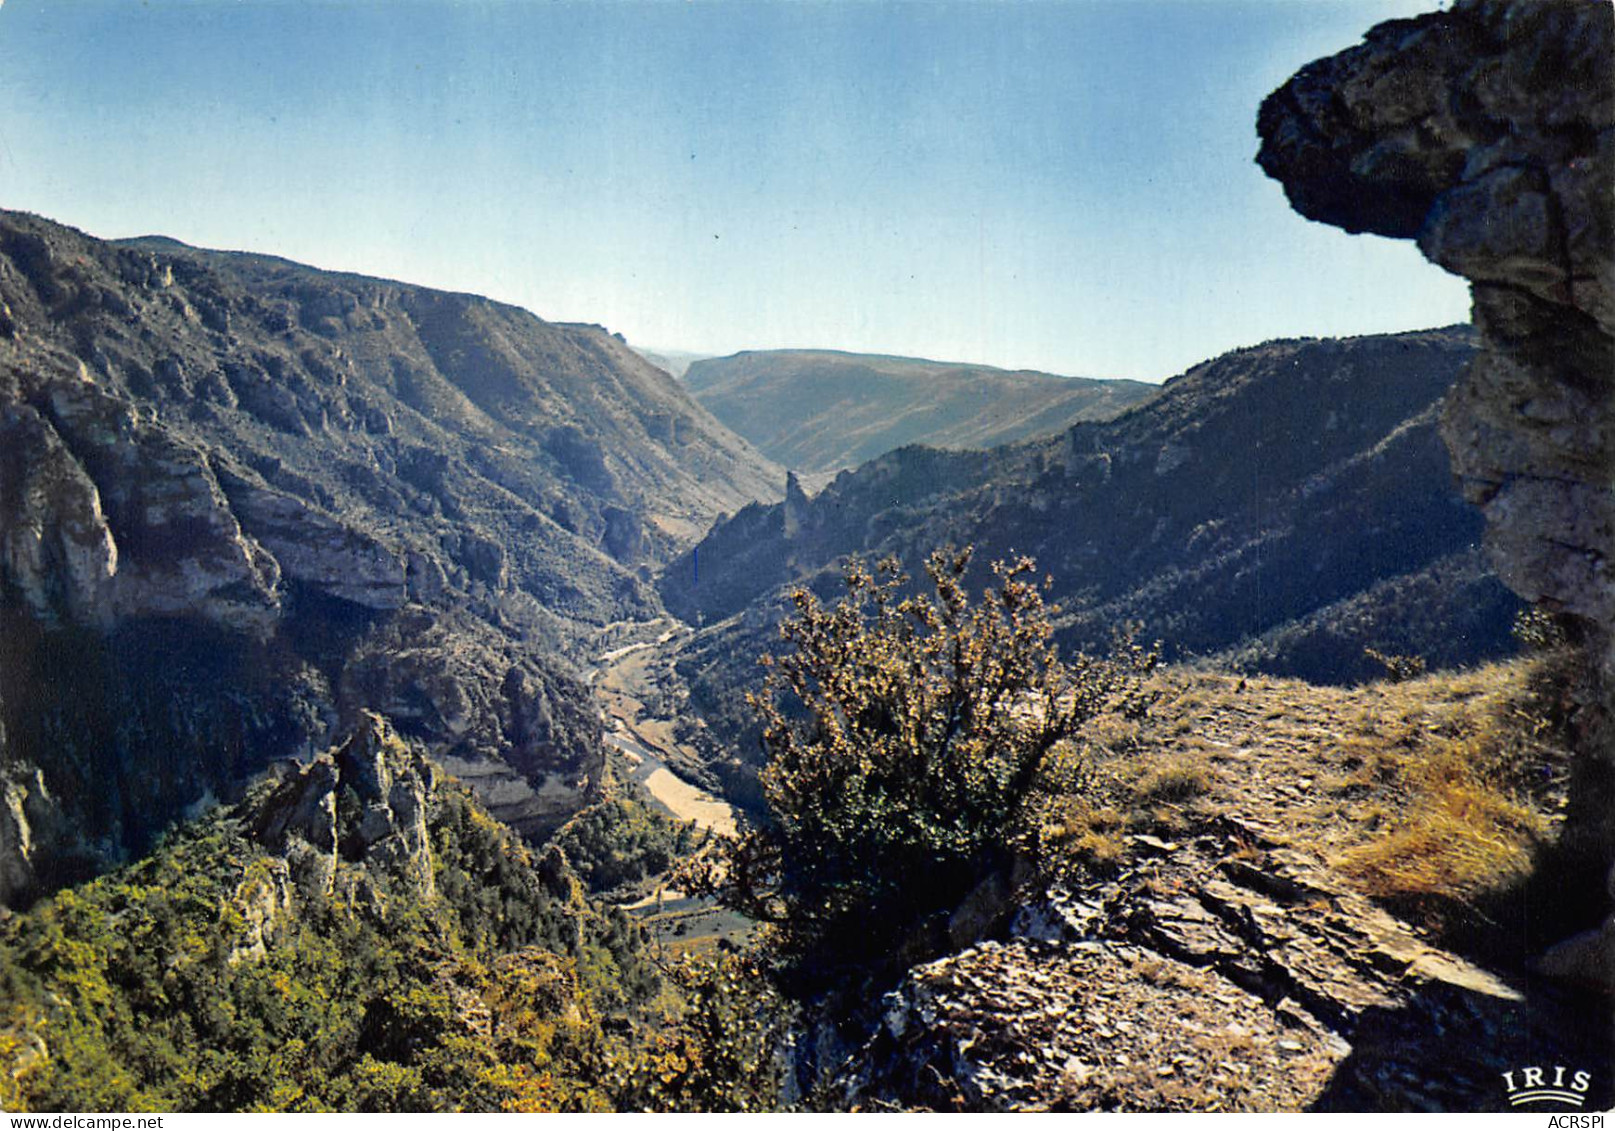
691, 547, 1156, 985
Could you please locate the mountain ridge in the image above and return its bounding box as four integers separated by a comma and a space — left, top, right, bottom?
681, 348, 1156, 474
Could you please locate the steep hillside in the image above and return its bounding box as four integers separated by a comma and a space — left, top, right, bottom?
0, 713, 662, 1111
659, 328, 1523, 786
0, 210, 780, 905
682, 350, 1155, 474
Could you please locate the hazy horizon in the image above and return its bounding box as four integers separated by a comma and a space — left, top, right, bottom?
0, 0, 1469, 382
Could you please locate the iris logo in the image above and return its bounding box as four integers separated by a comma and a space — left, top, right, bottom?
1501, 1065, 1594, 1107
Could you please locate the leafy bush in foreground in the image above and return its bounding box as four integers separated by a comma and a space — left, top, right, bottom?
693, 547, 1156, 986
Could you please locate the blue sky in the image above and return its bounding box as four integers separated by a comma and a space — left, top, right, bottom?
0, 0, 1467, 381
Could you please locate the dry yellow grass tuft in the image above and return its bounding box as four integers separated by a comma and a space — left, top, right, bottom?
1136, 761, 1212, 804
1331, 677, 1563, 914
1034, 795, 1130, 873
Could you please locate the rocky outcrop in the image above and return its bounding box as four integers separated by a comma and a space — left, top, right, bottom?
1, 359, 284, 632
0, 765, 60, 907
1256, 0, 1613, 989
338, 608, 604, 838
216, 469, 406, 612
227, 856, 293, 965
837, 825, 1611, 1111
253, 712, 437, 900
0, 397, 120, 630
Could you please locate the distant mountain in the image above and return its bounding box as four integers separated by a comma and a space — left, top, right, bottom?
681, 349, 1157, 474
0, 210, 781, 903
658, 327, 1521, 798
632, 346, 712, 380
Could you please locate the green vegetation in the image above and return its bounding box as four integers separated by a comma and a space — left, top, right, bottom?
609, 951, 790, 1112
0, 785, 660, 1112
555, 796, 707, 896
1511, 606, 1570, 653
693, 548, 1156, 986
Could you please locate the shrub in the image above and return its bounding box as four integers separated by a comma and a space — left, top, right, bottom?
611, 951, 789, 1112
1363, 647, 1426, 683
1511, 606, 1570, 653
692, 547, 1156, 984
